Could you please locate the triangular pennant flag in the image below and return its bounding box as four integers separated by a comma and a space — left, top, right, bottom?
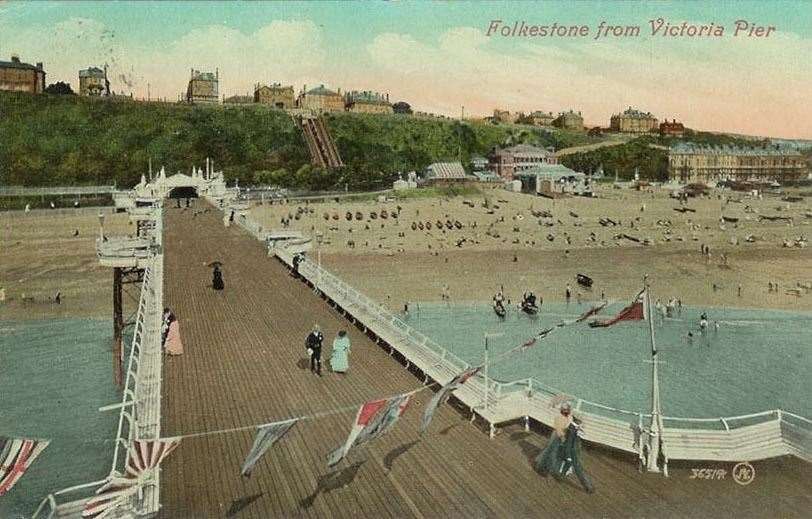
561, 300, 608, 326
82, 479, 140, 518
328, 394, 412, 467
589, 290, 644, 328
0, 436, 49, 496
124, 438, 181, 478
352, 394, 411, 448
240, 418, 299, 477
420, 367, 480, 434
328, 399, 387, 467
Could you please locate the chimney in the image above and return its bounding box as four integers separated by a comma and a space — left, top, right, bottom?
337, 87, 341, 95
36, 62, 43, 70
216, 68, 219, 80
11, 54, 20, 63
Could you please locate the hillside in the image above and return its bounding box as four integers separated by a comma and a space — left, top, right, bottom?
0, 92, 599, 190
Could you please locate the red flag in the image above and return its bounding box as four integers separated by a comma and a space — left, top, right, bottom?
328, 394, 412, 467
589, 290, 645, 328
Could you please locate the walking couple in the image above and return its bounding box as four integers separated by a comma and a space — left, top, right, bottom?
304, 325, 351, 376
534, 402, 595, 493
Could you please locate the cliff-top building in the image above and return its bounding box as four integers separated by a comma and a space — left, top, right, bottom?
0, 55, 45, 94
668, 143, 807, 183
610, 107, 658, 134
186, 69, 219, 104
659, 119, 685, 137
488, 143, 558, 180
529, 110, 556, 126
297, 84, 344, 113
79, 66, 108, 96
492, 109, 518, 124
552, 110, 584, 131
254, 82, 295, 109
344, 90, 393, 114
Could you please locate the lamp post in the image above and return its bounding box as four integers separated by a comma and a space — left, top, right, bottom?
315, 231, 323, 292
98, 210, 105, 241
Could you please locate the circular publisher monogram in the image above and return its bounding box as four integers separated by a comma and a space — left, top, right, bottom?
732, 462, 755, 486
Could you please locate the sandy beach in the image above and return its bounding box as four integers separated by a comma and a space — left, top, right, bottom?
0, 208, 130, 320
250, 185, 812, 312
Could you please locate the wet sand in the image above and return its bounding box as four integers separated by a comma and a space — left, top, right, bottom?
0, 209, 130, 320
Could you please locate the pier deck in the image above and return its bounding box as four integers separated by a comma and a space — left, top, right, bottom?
159, 206, 810, 518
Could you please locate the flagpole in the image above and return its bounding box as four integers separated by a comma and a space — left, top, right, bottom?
483, 332, 504, 411
644, 275, 664, 474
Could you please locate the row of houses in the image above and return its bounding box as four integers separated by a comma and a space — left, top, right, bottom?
0, 55, 689, 135
491, 105, 686, 137
667, 143, 808, 183
187, 68, 401, 114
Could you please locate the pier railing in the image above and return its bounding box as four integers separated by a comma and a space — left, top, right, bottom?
273, 245, 811, 465
33, 207, 165, 518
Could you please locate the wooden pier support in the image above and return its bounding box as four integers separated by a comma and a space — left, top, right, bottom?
113, 267, 123, 388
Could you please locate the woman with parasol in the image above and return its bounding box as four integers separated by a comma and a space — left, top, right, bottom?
209, 261, 225, 290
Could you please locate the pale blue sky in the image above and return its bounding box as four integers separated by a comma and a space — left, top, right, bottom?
1, 1, 810, 137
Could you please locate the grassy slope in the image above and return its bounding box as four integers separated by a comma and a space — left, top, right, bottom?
0, 92, 599, 189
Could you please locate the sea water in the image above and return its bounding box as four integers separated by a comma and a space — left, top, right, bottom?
402, 302, 811, 422
0, 319, 122, 518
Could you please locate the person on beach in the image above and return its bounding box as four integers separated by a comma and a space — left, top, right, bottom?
534, 402, 573, 476
493, 290, 506, 313
330, 330, 351, 374
699, 312, 708, 333
212, 265, 225, 290
565, 283, 572, 305
554, 417, 595, 494
305, 325, 324, 376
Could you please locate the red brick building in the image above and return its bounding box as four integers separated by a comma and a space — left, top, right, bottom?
488, 144, 558, 180
0, 55, 45, 94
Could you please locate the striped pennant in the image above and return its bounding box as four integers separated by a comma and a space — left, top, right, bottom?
0, 436, 49, 496
125, 438, 181, 478
83, 438, 181, 518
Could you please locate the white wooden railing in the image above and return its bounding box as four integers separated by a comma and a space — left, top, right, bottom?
33, 208, 165, 518
272, 241, 811, 465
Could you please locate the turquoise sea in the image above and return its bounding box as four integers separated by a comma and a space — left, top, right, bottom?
0, 319, 121, 518
402, 302, 811, 422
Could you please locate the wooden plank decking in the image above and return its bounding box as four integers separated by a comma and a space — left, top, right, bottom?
159, 206, 811, 518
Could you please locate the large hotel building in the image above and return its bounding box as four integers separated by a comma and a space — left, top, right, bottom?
668, 143, 808, 183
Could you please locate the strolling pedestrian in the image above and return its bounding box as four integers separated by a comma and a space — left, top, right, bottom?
165, 315, 184, 355
212, 265, 225, 290
305, 325, 324, 376
565, 283, 572, 305
554, 417, 595, 493
330, 330, 351, 374
534, 402, 572, 476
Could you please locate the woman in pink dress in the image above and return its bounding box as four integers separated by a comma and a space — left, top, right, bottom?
165, 319, 184, 355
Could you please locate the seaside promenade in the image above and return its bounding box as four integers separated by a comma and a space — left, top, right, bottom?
158, 206, 811, 518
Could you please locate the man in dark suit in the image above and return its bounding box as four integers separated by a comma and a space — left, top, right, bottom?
305, 325, 324, 376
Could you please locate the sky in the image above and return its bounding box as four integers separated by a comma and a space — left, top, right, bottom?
1, 0, 810, 138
